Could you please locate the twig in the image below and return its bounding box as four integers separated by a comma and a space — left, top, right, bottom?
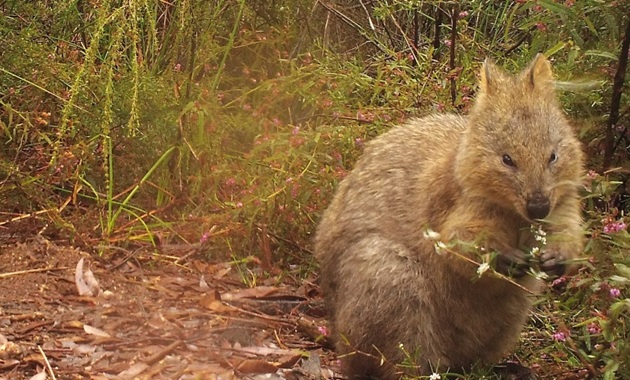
449, 5, 458, 105
603, 17, 630, 169
0, 266, 68, 278
38, 345, 58, 380
144, 340, 183, 366
316, 0, 387, 54
0, 209, 54, 226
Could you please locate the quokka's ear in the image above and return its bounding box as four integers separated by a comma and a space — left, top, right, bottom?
522, 53, 555, 96
478, 57, 505, 97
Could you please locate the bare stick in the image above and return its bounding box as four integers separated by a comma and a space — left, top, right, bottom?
0, 266, 68, 278
38, 345, 58, 380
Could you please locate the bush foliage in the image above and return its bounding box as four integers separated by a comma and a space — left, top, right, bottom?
1, 0, 629, 377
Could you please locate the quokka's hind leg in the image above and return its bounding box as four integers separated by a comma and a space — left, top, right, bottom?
329, 236, 431, 380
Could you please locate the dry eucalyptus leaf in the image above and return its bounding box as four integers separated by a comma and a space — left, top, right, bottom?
75, 258, 93, 296
75, 258, 102, 296
28, 372, 47, 380
83, 324, 111, 338
199, 275, 210, 290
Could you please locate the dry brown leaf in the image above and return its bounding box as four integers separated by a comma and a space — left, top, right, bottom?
83, 267, 101, 295
28, 371, 47, 380
203, 300, 236, 313
75, 258, 93, 296
221, 286, 281, 301
83, 324, 111, 338
236, 359, 278, 374
64, 320, 84, 329
276, 354, 303, 369
117, 362, 149, 378
199, 275, 210, 290
75, 258, 101, 296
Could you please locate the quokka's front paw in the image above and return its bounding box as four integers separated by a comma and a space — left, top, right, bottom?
539, 248, 568, 278
495, 248, 530, 278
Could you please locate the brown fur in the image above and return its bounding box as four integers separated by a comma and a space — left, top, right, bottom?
314, 55, 584, 379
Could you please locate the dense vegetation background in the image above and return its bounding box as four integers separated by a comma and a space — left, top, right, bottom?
1, 0, 629, 378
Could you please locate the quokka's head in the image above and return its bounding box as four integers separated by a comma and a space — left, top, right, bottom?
455, 54, 584, 222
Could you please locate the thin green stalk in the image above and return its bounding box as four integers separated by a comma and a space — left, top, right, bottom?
210, 0, 246, 91
106, 146, 176, 235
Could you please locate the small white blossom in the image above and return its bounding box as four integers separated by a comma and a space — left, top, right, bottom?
429, 373, 441, 380
533, 225, 547, 244
434, 241, 447, 254
533, 270, 549, 280
530, 246, 540, 255
477, 262, 490, 276
423, 229, 441, 241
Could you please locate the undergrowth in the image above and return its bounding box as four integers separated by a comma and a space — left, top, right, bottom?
1, 0, 630, 377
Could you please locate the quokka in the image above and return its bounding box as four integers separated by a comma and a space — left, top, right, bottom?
314, 54, 584, 379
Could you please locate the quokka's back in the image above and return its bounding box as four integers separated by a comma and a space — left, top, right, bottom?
314, 54, 584, 379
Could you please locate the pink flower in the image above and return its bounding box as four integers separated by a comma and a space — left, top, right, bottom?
610, 287, 621, 298
587, 323, 602, 335
603, 220, 627, 234
458, 11, 469, 18
552, 331, 567, 342
292, 126, 300, 136
317, 326, 329, 336
551, 276, 567, 287
200, 232, 210, 244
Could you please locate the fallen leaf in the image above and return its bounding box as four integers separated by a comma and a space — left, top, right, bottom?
75, 258, 101, 296
83, 267, 101, 295
199, 275, 210, 290
83, 324, 111, 338
236, 359, 278, 374
117, 362, 149, 378
204, 300, 236, 313
221, 286, 281, 301
75, 258, 93, 296
29, 371, 47, 380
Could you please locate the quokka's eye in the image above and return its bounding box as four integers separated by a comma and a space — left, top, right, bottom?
502, 154, 516, 167
549, 152, 558, 164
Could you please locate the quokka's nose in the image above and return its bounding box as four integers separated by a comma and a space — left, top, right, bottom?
527, 192, 551, 220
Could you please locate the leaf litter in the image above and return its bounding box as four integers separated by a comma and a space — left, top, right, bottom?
0, 234, 334, 379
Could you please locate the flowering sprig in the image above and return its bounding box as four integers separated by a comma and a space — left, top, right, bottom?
422, 229, 534, 293
528, 224, 550, 279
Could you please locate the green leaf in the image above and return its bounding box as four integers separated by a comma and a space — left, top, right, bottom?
584, 50, 619, 61
544, 42, 567, 57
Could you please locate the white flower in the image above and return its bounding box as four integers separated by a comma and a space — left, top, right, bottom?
434, 241, 447, 254
530, 246, 540, 255
423, 229, 441, 241
533, 225, 547, 244
533, 270, 549, 280
477, 262, 490, 275
429, 373, 441, 380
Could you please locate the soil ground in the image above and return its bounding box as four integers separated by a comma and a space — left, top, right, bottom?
0, 232, 334, 380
